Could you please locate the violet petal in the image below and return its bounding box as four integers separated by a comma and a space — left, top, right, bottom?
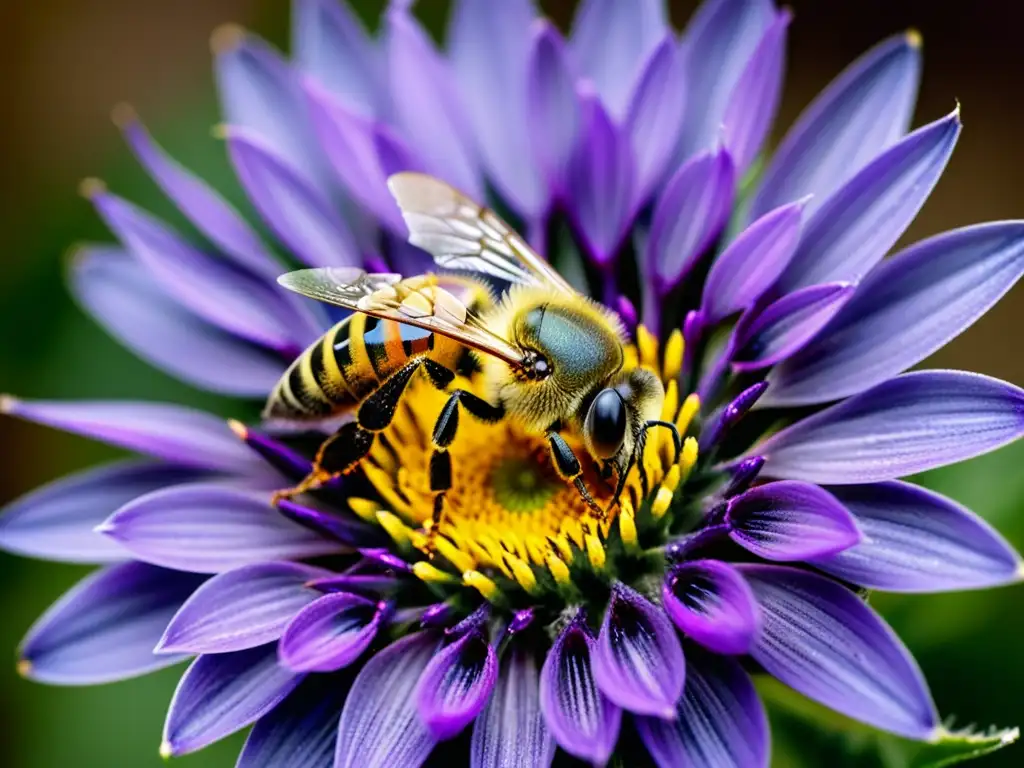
416, 629, 499, 740
776, 108, 961, 293
663, 559, 760, 655
335, 631, 438, 768
813, 481, 1023, 593
765, 221, 1024, 406
726, 480, 862, 561
636, 647, 769, 768
158, 562, 328, 654
758, 371, 1024, 484
739, 564, 939, 739
279, 592, 382, 672
19, 561, 204, 685
100, 483, 343, 573
751, 32, 921, 221
162, 644, 303, 756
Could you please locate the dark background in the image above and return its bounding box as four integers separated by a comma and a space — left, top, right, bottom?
1, 1, 1022, 765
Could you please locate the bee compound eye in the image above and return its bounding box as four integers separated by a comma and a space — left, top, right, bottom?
585, 388, 627, 459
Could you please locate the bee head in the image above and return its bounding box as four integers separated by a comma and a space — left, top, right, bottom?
583, 388, 627, 459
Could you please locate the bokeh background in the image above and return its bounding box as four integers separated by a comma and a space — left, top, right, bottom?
1, 0, 1022, 765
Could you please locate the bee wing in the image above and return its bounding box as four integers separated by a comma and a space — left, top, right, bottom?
277, 267, 526, 367
387, 172, 577, 294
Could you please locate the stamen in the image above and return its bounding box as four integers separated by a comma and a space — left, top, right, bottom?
506, 554, 541, 595
348, 497, 382, 523
463, 570, 501, 602
434, 536, 476, 573
675, 393, 701, 435
586, 533, 606, 570
662, 329, 685, 382
412, 562, 457, 584
619, 502, 638, 550
376, 511, 414, 550
650, 487, 675, 520
546, 553, 572, 586
680, 437, 699, 481
637, 325, 659, 371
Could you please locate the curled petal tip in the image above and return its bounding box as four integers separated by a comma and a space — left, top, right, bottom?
159, 740, 174, 760
210, 23, 246, 55
209, 123, 228, 141
78, 177, 107, 200
16, 658, 32, 678
0, 393, 17, 414
905, 28, 923, 49
111, 102, 138, 128
226, 419, 248, 440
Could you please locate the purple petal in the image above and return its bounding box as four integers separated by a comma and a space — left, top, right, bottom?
19, 562, 203, 685
738, 564, 939, 739
701, 200, 806, 324
238, 674, 349, 768
722, 10, 790, 174
101, 483, 343, 573
303, 79, 415, 234
759, 371, 1024, 484
117, 111, 279, 279
470, 646, 555, 768
624, 35, 687, 202
526, 21, 581, 199
449, 0, 544, 217
751, 32, 921, 221
225, 126, 360, 268
335, 631, 438, 768
2, 396, 261, 474
636, 647, 769, 768
158, 562, 328, 654
593, 582, 685, 718
565, 92, 636, 265
416, 629, 499, 740
662, 560, 760, 655
0, 461, 204, 564
384, 8, 481, 199
308, 573, 400, 595
648, 147, 735, 291
765, 221, 1024, 407
813, 481, 1023, 592
292, 0, 383, 118
678, 0, 775, 159
162, 644, 303, 756
279, 592, 382, 672
539, 617, 621, 764
732, 282, 855, 371
571, 0, 667, 116
69, 247, 287, 397
776, 109, 961, 293
726, 481, 862, 560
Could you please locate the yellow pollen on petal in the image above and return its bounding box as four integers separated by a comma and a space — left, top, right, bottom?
412, 561, 457, 584
637, 324, 659, 371
434, 535, 475, 573
348, 497, 383, 524
662, 329, 684, 382
680, 437, 699, 481
585, 533, 606, 570
619, 503, 638, 550
506, 554, 541, 595
662, 464, 682, 495
159, 741, 174, 760
547, 553, 572, 586
463, 570, 501, 602
676, 393, 701, 436
16, 659, 32, 678
651, 487, 675, 520
376, 510, 413, 549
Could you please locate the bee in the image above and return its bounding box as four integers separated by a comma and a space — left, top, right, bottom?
265, 173, 680, 535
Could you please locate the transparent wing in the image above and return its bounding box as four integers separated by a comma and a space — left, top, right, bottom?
387, 172, 577, 294
277, 267, 526, 366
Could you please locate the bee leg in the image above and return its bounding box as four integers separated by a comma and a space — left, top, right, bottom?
547, 432, 605, 521
271, 421, 374, 505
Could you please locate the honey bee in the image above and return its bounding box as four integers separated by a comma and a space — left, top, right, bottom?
265, 173, 680, 533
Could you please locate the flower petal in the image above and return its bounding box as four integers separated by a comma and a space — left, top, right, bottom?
470, 646, 556, 768
765, 221, 1024, 406
678, 0, 775, 160
279, 592, 382, 672
726, 480, 862, 560
636, 647, 769, 768
738, 564, 939, 739
1, 396, 261, 474
19, 562, 204, 685
624, 35, 687, 202
449, 0, 544, 217
565, 92, 636, 265
701, 200, 806, 324
751, 32, 921, 221
731, 282, 855, 371
593, 582, 685, 718
225, 126, 360, 268
0, 461, 202, 564
539, 617, 621, 764
758, 371, 1024, 484
335, 631, 438, 768
292, 0, 383, 118
648, 147, 735, 291
117, 111, 280, 279
662, 559, 760, 655
385, 7, 481, 199
776, 108, 961, 293
68, 246, 287, 397
101, 483, 343, 573
157, 562, 328, 654
162, 643, 303, 756
571, 0, 667, 116
813, 481, 1023, 592
722, 10, 790, 174
238, 673, 350, 768
417, 629, 499, 740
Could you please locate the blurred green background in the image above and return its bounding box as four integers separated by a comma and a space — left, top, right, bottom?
1, 0, 1022, 765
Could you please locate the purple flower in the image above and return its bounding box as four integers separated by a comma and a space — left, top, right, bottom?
2, 2, 1022, 766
